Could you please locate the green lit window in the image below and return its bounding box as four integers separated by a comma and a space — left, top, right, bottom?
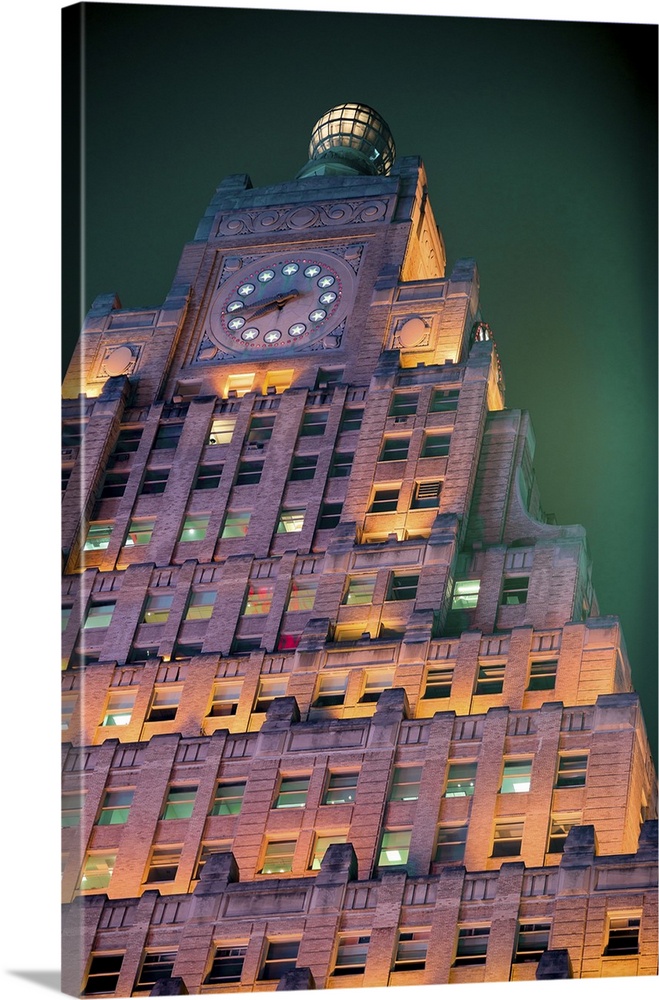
274, 776, 310, 809
185, 589, 216, 620
453, 927, 489, 966
79, 852, 116, 891
389, 766, 422, 801
179, 514, 209, 542
124, 517, 155, 546
435, 824, 468, 863
161, 785, 197, 820
221, 510, 251, 538
243, 582, 274, 616
61, 605, 73, 632
205, 944, 247, 984
97, 789, 134, 825
332, 935, 370, 976
82, 954, 124, 995
421, 432, 451, 457
102, 691, 136, 727
515, 923, 550, 963
323, 771, 358, 805
377, 829, 411, 867
394, 930, 429, 971
146, 686, 181, 722
210, 782, 246, 816
62, 791, 84, 828
236, 460, 263, 485
145, 847, 181, 883
547, 814, 581, 853
429, 388, 460, 412
500, 759, 532, 794
289, 454, 318, 480
389, 392, 418, 416
286, 577, 318, 611
83, 522, 113, 551
208, 416, 236, 445
422, 665, 452, 699
451, 579, 480, 609
141, 593, 174, 624
379, 436, 410, 462
342, 575, 377, 606
527, 659, 557, 690
475, 663, 505, 695
135, 951, 177, 990
83, 602, 115, 629
310, 834, 347, 870
555, 754, 588, 788
369, 487, 399, 513
501, 575, 529, 605
491, 820, 523, 857
206, 680, 243, 718
277, 508, 305, 533
387, 573, 419, 601
313, 673, 348, 708
444, 762, 477, 798
260, 840, 296, 875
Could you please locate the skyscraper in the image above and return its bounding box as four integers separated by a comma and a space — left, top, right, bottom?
61, 104, 657, 997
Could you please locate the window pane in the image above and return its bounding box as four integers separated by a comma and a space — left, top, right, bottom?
313, 673, 348, 708
332, 935, 370, 975
83, 603, 115, 629
318, 502, 343, 529
141, 468, 170, 494
290, 455, 318, 480
454, 927, 489, 965
274, 777, 310, 809
555, 754, 588, 788
83, 523, 113, 551
378, 829, 411, 867
423, 666, 452, 699
527, 659, 558, 690
339, 408, 363, 433
369, 488, 399, 513
429, 388, 459, 412
390, 766, 422, 801
380, 437, 410, 461
329, 452, 354, 477
310, 834, 347, 870
185, 590, 216, 620
388, 573, 419, 601
208, 417, 236, 445
323, 771, 358, 804
451, 579, 480, 609
194, 464, 222, 489
236, 461, 263, 485
389, 393, 418, 416
145, 847, 181, 882
243, 583, 274, 615
161, 785, 197, 820
492, 821, 524, 857
501, 576, 529, 605
286, 578, 318, 612
343, 575, 377, 606
207, 681, 242, 717
515, 923, 550, 963
210, 782, 246, 816
435, 824, 468, 863
421, 433, 451, 457
142, 594, 174, 624
261, 841, 296, 874
444, 762, 477, 797
206, 945, 247, 984
97, 790, 134, 825
79, 853, 116, 891
277, 508, 305, 533
179, 515, 209, 542
476, 663, 505, 695
394, 930, 429, 971
221, 511, 250, 538
500, 759, 533, 794
136, 951, 177, 988
124, 518, 155, 546
300, 411, 328, 436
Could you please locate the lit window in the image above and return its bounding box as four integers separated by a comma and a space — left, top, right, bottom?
277, 508, 305, 533
444, 762, 477, 798
277, 633, 301, 651
153, 423, 183, 450
236, 460, 263, 485
360, 668, 395, 703
317, 501, 343, 529
194, 841, 232, 879
379, 436, 410, 462
161, 785, 197, 820
274, 776, 310, 809
226, 373, 254, 398
555, 754, 588, 788
208, 417, 236, 445
310, 834, 347, 870
101, 691, 136, 727
243, 582, 274, 616
411, 480, 442, 508
79, 852, 116, 891
547, 814, 581, 853
515, 923, 550, 963
82, 954, 124, 995
389, 766, 422, 801
603, 915, 641, 956
500, 758, 533, 794
300, 410, 328, 436
221, 510, 251, 538
387, 573, 419, 601
179, 514, 209, 542
313, 673, 348, 708
83, 522, 113, 551
342, 575, 377, 606
491, 820, 524, 857
62, 791, 84, 828
247, 414, 275, 444
286, 577, 318, 611
527, 659, 558, 690
194, 464, 222, 489
332, 935, 370, 976
394, 930, 429, 971
141, 593, 174, 624
97, 789, 134, 825
83, 601, 115, 629
289, 455, 318, 481
475, 663, 505, 695
145, 847, 181, 883
421, 432, 451, 457
259, 939, 300, 980
260, 840, 296, 874
210, 781, 246, 816
113, 427, 143, 453
99, 472, 129, 499
435, 824, 468, 863
453, 927, 489, 966
146, 686, 181, 722
339, 407, 363, 433
501, 576, 529, 605
389, 392, 418, 416
141, 468, 170, 494
369, 487, 399, 513
422, 665, 452, 699
206, 680, 243, 718
135, 951, 177, 990
323, 771, 358, 805
329, 451, 354, 477
205, 944, 247, 984
451, 579, 480, 609
377, 829, 411, 867
254, 676, 288, 713
429, 388, 459, 412
185, 589, 216, 620
265, 369, 293, 394
124, 517, 155, 546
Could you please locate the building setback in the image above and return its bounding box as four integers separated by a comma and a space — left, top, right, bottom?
61, 105, 658, 997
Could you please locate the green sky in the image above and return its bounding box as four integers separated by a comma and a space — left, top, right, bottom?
62, 3, 657, 754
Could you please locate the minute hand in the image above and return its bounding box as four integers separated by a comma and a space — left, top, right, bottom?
242, 290, 300, 321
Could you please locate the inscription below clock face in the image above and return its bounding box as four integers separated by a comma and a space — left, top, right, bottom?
207, 250, 355, 355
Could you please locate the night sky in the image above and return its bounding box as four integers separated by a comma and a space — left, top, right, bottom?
62, 2, 657, 755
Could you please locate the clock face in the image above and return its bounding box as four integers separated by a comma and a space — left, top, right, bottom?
207, 250, 355, 355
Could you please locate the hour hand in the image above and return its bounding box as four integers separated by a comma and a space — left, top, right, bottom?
243, 290, 300, 320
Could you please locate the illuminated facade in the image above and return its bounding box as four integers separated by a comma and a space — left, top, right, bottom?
61, 104, 657, 997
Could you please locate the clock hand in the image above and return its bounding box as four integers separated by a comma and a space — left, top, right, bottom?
241, 290, 300, 321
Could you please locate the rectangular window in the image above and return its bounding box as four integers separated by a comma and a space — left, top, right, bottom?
394, 930, 429, 971
389, 765, 422, 801
277, 508, 305, 533
313, 673, 349, 708
231, 636, 262, 655
492, 820, 524, 857
145, 847, 181, 883
515, 923, 550, 963
360, 668, 395, 703
179, 514, 209, 542
435, 824, 468, 863
210, 781, 246, 816
194, 464, 222, 490
316, 367, 344, 388
339, 407, 363, 433
387, 573, 419, 602
83, 601, 115, 629
97, 789, 134, 825
453, 927, 489, 966
342, 575, 377, 606
274, 776, 310, 809
265, 369, 293, 394
421, 432, 451, 458
389, 392, 418, 417
310, 834, 347, 870
243, 582, 274, 616
332, 935, 370, 976
547, 814, 581, 853
378, 829, 411, 867
300, 410, 328, 437
141, 468, 170, 494
329, 451, 354, 477
161, 785, 197, 820
185, 589, 216, 620
379, 436, 410, 462
430, 388, 460, 412
83, 954, 124, 995
79, 852, 116, 891
603, 915, 641, 956
83, 522, 113, 551
260, 841, 296, 875
444, 762, 477, 798
62, 791, 84, 828
317, 501, 343, 529
102, 692, 136, 727
451, 579, 480, 609
236, 460, 263, 485
124, 517, 155, 546
207, 680, 243, 717
247, 414, 275, 444
208, 417, 236, 445
62, 695, 77, 730
500, 758, 533, 794
289, 454, 318, 480
369, 487, 399, 513
205, 944, 247, 984
153, 423, 183, 451
99, 472, 129, 499
286, 577, 318, 612
194, 842, 232, 880
527, 659, 558, 690
475, 663, 505, 695
141, 593, 174, 624
113, 427, 143, 453
135, 951, 177, 990
277, 632, 301, 651
423, 665, 453, 699
146, 686, 181, 722
254, 676, 288, 712
411, 480, 442, 508
501, 575, 529, 605
323, 771, 358, 805
221, 510, 251, 538
259, 940, 300, 980
555, 753, 588, 788
226, 372, 254, 398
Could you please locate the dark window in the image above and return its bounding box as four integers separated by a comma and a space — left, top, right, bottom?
145, 847, 181, 883
83, 954, 124, 995
236, 461, 263, 485
369, 488, 399, 513
389, 392, 418, 417
411, 480, 441, 508
230, 636, 262, 655
193, 464, 222, 490
62, 468, 72, 493
387, 573, 419, 601
289, 455, 318, 481
316, 368, 344, 388
332, 935, 370, 976
475, 663, 505, 695
318, 502, 343, 530
435, 824, 468, 863
491, 821, 523, 857
429, 388, 460, 412
421, 432, 451, 457
547, 815, 580, 853
501, 576, 529, 605
146, 687, 181, 723
313, 673, 348, 707
113, 427, 143, 453
515, 923, 550, 963
389, 766, 422, 801
247, 415, 275, 444
527, 659, 557, 690
172, 641, 203, 659
555, 754, 588, 788
394, 930, 429, 972
259, 940, 300, 980
329, 451, 354, 477
379, 436, 410, 462
339, 407, 363, 433
423, 665, 452, 699
300, 410, 328, 437
603, 917, 641, 956
205, 945, 247, 984
99, 472, 129, 499
453, 927, 489, 966
135, 951, 177, 989
62, 424, 84, 448
153, 423, 183, 450
141, 468, 170, 494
